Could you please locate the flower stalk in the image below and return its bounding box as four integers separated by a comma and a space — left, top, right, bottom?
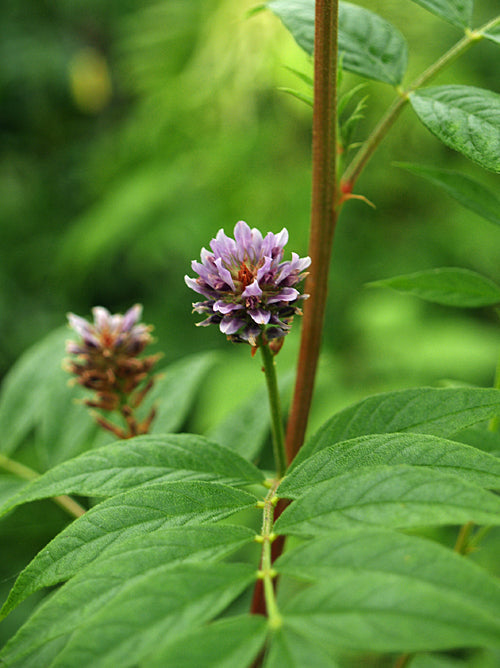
260, 344, 286, 477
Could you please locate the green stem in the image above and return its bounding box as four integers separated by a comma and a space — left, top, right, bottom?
342, 17, 497, 188
261, 344, 286, 477
0, 453, 86, 519
285, 0, 339, 464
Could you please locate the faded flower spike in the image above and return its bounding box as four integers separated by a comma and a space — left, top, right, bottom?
65, 304, 161, 438
185, 221, 311, 348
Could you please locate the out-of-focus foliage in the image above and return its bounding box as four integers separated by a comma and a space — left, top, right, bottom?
1, 0, 499, 434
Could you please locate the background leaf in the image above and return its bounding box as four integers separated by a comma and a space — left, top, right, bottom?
394, 162, 500, 227
267, 1, 408, 85
0, 434, 265, 519
0, 328, 68, 458
0, 481, 257, 605
265, 626, 340, 668
410, 86, 500, 173
147, 352, 217, 434
275, 465, 500, 535
278, 433, 500, 499
368, 268, 500, 308
408, 1, 473, 28
294, 387, 500, 466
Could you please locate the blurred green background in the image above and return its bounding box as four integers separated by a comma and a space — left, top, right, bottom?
1, 0, 499, 434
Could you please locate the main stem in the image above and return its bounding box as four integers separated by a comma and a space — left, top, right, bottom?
285, 0, 339, 464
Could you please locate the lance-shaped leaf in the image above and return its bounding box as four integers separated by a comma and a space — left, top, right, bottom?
482, 20, 500, 46
267, 1, 408, 85
293, 387, 500, 466
368, 268, 500, 308
278, 433, 500, 499
394, 162, 500, 227
410, 86, 500, 173
276, 528, 500, 619
0, 434, 264, 519
265, 626, 340, 668
278, 531, 500, 652
408, 1, 473, 28
0, 561, 256, 668
0, 481, 257, 606
146, 615, 268, 668
275, 464, 500, 536
1, 524, 256, 620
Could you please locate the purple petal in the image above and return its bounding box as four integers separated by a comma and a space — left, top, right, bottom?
256, 256, 274, 283
220, 316, 245, 335
122, 304, 143, 331
185, 275, 209, 296
213, 300, 243, 314
92, 307, 111, 331
242, 279, 262, 298
249, 308, 270, 325
267, 287, 299, 303
67, 313, 98, 345
234, 221, 253, 257
214, 257, 235, 290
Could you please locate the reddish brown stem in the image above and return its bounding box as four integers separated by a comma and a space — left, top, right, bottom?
285, 0, 339, 465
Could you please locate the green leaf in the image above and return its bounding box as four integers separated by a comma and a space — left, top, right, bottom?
294, 387, 500, 466
410, 86, 500, 173
265, 626, 340, 668
148, 352, 217, 434
0, 434, 265, 519
275, 465, 500, 536
408, 1, 473, 28
278, 530, 500, 652
1, 523, 256, 620
0, 328, 68, 457
394, 162, 500, 227
483, 20, 500, 46
279, 433, 500, 499
368, 268, 500, 308
0, 481, 257, 605
267, 1, 408, 85
276, 528, 500, 617
0, 561, 256, 668
146, 614, 267, 667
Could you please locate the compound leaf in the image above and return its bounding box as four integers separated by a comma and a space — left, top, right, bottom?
279, 433, 500, 499
275, 465, 500, 535
294, 387, 500, 466
368, 268, 500, 308
410, 86, 500, 173
0, 434, 264, 519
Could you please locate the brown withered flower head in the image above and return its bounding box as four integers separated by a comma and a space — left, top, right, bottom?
65, 304, 161, 438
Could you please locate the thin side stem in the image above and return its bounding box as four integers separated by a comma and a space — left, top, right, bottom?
0, 453, 86, 519
261, 344, 286, 477
342, 19, 495, 188
285, 0, 339, 465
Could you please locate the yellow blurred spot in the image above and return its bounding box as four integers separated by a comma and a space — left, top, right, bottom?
69, 48, 112, 114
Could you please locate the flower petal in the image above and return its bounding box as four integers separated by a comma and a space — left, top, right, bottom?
267, 287, 299, 303
220, 316, 245, 335
249, 308, 270, 325
242, 279, 262, 298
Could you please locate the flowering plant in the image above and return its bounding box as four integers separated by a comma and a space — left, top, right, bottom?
0, 2, 499, 667
186, 220, 310, 347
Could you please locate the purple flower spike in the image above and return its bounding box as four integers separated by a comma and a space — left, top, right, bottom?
185, 221, 310, 347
